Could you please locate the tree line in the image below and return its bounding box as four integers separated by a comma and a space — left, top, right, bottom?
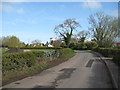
54, 12, 119, 48
0, 12, 119, 49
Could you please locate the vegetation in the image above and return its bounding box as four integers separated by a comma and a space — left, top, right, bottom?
77, 30, 90, 43
57, 48, 75, 58
1, 12, 120, 83
93, 48, 120, 66
54, 19, 81, 47
1, 36, 21, 48
88, 12, 119, 47
2, 48, 75, 83
19, 46, 62, 49
69, 41, 98, 50
51, 40, 61, 47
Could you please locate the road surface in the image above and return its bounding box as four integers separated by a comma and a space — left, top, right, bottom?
3, 51, 113, 88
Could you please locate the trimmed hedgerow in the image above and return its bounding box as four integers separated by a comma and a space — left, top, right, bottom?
56, 48, 75, 58
93, 48, 120, 66
2, 48, 75, 72
31, 51, 44, 58
113, 49, 120, 66
2, 52, 37, 72
19, 47, 62, 49
2, 51, 48, 72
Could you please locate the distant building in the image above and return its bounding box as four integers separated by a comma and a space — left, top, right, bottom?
30, 43, 43, 47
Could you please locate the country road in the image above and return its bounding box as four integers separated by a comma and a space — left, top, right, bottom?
3, 51, 113, 89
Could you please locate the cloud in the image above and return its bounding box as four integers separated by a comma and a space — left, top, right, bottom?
5, 18, 37, 25
16, 8, 24, 14
1, 3, 25, 14
82, 2, 102, 9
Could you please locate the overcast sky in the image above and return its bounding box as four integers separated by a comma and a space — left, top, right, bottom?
1, 1, 118, 44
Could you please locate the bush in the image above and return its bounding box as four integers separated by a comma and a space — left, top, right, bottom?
56, 48, 75, 58
31, 51, 44, 58
93, 48, 120, 66
74, 43, 87, 50
2, 51, 44, 72
2, 48, 75, 73
19, 47, 62, 49
85, 41, 98, 50
113, 50, 120, 65
60, 42, 66, 48
69, 43, 76, 49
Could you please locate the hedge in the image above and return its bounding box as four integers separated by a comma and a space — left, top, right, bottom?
113, 50, 120, 65
93, 48, 120, 66
69, 41, 98, 50
19, 47, 62, 49
2, 52, 38, 72
2, 48, 75, 73
56, 48, 75, 58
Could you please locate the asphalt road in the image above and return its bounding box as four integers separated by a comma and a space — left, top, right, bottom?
3, 51, 113, 88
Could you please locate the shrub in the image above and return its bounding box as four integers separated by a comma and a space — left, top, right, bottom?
2, 51, 45, 72
85, 41, 98, 50
69, 43, 76, 49
19, 47, 62, 49
31, 51, 44, 58
60, 42, 66, 48
93, 48, 120, 66
113, 50, 120, 65
2, 48, 76, 83
74, 43, 87, 50
2, 48, 75, 73
56, 48, 75, 58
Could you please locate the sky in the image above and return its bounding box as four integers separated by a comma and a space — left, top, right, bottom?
1, 1, 118, 44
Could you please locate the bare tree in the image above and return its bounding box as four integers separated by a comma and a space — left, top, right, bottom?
54, 19, 81, 47
88, 12, 119, 47
77, 30, 90, 42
